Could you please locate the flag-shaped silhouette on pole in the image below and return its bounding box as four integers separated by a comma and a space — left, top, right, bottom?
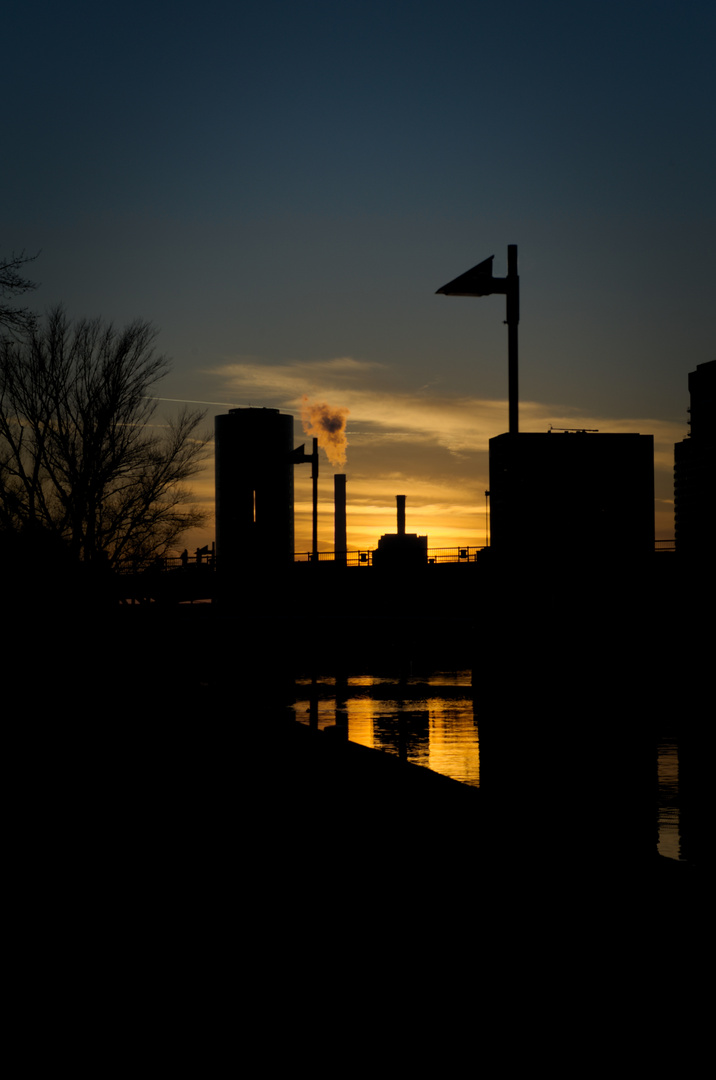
437, 246, 520, 435
436, 256, 505, 297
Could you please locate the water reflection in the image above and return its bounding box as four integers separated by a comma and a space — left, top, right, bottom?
657, 741, 680, 861
293, 671, 480, 788
294, 671, 685, 862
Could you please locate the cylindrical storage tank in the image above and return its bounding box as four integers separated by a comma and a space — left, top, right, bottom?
215, 408, 295, 570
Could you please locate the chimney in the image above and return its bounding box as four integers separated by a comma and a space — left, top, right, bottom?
335, 474, 347, 567
396, 495, 406, 537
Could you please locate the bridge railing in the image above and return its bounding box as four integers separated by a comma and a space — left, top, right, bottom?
296, 542, 675, 563
121, 539, 676, 573
426, 546, 484, 563
294, 550, 375, 566
294, 546, 485, 566
120, 548, 216, 573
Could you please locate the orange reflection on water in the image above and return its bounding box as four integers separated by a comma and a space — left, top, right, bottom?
426, 697, 480, 789
342, 692, 375, 751
293, 672, 480, 788
657, 741, 680, 861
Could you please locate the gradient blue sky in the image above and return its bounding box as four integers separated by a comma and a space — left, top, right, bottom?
6, 0, 714, 550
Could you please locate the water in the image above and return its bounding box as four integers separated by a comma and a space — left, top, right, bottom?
293, 671, 480, 786
657, 740, 681, 861
292, 670, 685, 861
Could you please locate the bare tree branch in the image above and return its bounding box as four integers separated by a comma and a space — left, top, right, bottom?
0, 306, 209, 571
0, 249, 40, 336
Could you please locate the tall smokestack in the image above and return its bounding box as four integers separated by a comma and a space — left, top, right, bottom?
396, 495, 406, 537
335, 474, 347, 567
311, 436, 318, 560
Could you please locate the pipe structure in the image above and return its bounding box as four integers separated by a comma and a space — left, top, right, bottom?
290, 437, 320, 559
311, 436, 318, 560
506, 244, 519, 437
396, 495, 406, 537
334, 474, 347, 567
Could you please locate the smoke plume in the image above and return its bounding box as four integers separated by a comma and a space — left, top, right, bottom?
301, 395, 349, 466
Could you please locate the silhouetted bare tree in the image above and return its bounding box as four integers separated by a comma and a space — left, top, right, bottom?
0, 307, 208, 571
0, 249, 39, 336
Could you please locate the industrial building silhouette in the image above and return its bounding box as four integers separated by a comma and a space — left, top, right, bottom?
374, 496, 428, 569
211, 255, 714, 572
214, 408, 295, 569
214, 408, 657, 568
489, 430, 655, 559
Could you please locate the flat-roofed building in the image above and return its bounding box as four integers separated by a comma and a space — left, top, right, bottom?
489, 430, 655, 558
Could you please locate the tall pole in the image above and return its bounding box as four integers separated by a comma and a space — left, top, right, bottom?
506, 244, 519, 436
334, 473, 347, 567
311, 436, 318, 560
436, 244, 521, 436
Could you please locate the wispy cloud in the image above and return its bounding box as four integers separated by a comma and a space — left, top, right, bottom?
213, 356, 682, 460
207, 356, 681, 546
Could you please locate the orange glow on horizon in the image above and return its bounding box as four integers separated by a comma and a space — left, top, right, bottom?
161, 371, 682, 557
173, 443, 676, 558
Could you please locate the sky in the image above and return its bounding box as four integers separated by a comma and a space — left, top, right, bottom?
5, 0, 714, 553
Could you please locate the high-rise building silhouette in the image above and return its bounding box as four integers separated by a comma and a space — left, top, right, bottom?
674, 359, 715, 557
